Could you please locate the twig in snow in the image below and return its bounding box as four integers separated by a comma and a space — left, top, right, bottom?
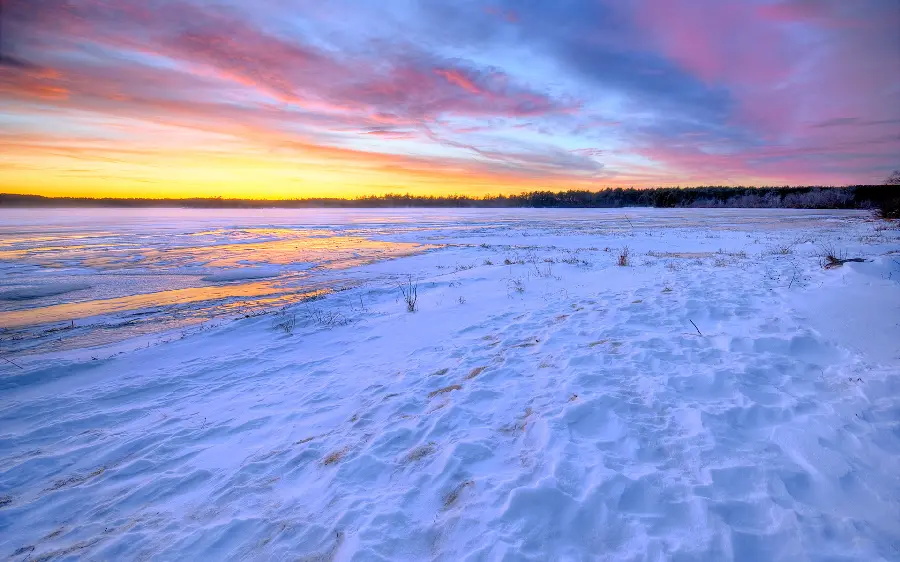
623, 215, 635, 230
788, 262, 800, 288
2, 355, 23, 369
690, 319, 702, 336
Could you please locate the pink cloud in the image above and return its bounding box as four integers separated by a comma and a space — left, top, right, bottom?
635, 0, 791, 86
5, 0, 571, 123
634, 0, 899, 171
435, 69, 487, 96
484, 6, 519, 23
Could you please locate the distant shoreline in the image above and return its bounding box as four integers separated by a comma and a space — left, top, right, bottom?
0, 185, 895, 211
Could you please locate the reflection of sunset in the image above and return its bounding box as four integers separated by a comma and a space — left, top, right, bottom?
0, 283, 331, 329
1, 232, 434, 270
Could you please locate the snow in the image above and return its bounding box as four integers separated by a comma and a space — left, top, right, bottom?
1, 209, 899, 561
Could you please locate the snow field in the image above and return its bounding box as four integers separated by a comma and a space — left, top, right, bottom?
1, 210, 899, 561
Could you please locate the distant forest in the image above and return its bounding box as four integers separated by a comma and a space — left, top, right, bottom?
2, 185, 898, 218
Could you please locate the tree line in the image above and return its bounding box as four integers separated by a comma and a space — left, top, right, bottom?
1, 184, 897, 217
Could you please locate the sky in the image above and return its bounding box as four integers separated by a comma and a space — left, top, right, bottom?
1, 0, 899, 199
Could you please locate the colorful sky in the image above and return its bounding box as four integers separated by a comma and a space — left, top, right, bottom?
1, 0, 899, 198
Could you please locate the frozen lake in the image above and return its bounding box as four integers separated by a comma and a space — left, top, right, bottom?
0, 208, 868, 351
1, 208, 899, 560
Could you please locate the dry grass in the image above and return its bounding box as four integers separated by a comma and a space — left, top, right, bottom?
771, 245, 794, 255
442, 480, 474, 510
817, 243, 865, 269
464, 366, 486, 380
321, 448, 349, 466
430, 368, 449, 377
428, 384, 462, 398
500, 407, 534, 433
46, 467, 105, 492
648, 251, 715, 259
510, 337, 540, 348
403, 443, 436, 463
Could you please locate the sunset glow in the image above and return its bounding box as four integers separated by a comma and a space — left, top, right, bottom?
1, 0, 898, 198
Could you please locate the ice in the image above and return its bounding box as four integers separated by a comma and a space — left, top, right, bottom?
0, 282, 91, 301
0, 209, 899, 560
200, 267, 282, 282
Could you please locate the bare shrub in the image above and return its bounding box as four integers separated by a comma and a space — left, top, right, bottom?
303, 306, 351, 328
273, 310, 296, 334
398, 276, 418, 312
617, 246, 630, 266
532, 260, 553, 278
507, 278, 525, 294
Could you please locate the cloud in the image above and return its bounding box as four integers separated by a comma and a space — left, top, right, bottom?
1, 0, 898, 195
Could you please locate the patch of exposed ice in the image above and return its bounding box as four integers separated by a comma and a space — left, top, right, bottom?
0, 282, 91, 301
200, 266, 282, 282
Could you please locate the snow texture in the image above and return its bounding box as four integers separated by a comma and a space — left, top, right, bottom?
1, 209, 899, 561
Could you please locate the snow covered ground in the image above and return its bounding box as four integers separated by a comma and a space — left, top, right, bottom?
1, 209, 899, 561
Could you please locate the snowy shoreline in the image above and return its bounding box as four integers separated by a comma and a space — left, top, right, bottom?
1, 209, 899, 560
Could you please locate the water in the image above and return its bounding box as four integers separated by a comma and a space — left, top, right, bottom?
0, 207, 858, 353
